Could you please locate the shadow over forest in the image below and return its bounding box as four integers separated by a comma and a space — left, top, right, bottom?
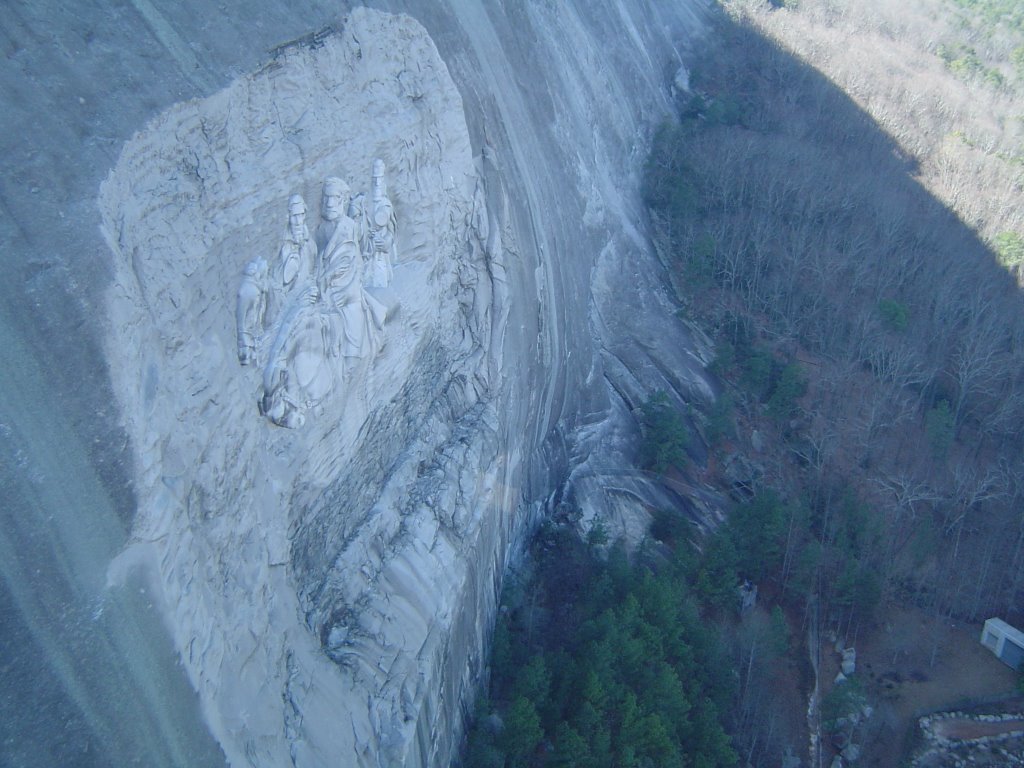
641, 8, 1024, 768
647, 8, 1024, 624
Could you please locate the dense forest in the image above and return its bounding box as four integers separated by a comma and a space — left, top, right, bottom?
464, 1, 1024, 766
646, 0, 1024, 631
463, 529, 738, 768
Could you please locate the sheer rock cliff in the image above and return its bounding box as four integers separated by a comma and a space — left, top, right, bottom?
4, 2, 714, 766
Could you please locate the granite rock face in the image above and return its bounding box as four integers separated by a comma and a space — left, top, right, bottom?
101, 11, 505, 766
89, 2, 714, 767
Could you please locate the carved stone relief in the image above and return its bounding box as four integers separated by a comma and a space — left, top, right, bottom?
236, 257, 269, 366
270, 194, 317, 324
237, 165, 397, 428
363, 159, 397, 289
101, 10, 507, 766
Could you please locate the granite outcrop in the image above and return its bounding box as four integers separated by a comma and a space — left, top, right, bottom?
97, 4, 713, 766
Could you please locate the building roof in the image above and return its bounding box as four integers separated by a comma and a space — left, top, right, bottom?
985, 617, 1024, 647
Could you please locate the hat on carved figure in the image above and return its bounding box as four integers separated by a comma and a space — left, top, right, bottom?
323, 176, 349, 196
288, 194, 306, 214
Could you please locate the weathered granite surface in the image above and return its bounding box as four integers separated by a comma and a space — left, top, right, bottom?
3, 2, 715, 766
101, 12, 508, 764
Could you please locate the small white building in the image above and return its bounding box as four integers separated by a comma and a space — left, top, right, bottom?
980, 618, 1024, 670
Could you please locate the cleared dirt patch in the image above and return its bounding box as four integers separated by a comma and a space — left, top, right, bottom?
826, 604, 1018, 767
932, 718, 1024, 740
